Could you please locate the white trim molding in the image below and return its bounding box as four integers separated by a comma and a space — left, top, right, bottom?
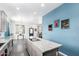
58, 51, 68, 56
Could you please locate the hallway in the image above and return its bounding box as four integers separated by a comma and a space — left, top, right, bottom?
11, 39, 29, 56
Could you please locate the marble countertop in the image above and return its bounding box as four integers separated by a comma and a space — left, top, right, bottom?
0, 39, 7, 43
0, 37, 11, 43
29, 38, 62, 53
0, 36, 12, 51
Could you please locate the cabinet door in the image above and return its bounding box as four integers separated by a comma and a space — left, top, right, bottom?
0, 11, 2, 32
31, 45, 42, 56
1, 11, 6, 32
0, 11, 7, 32
0, 51, 5, 56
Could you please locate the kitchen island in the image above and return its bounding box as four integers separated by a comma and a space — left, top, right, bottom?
26, 38, 62, 56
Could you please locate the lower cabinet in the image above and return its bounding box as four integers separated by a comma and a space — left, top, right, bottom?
8, 40, 13, 55
0, 48, 8, 56
27, 41, 32, 55
43, 49, 58, 56
27, 40, 42, 56
5, 49, 8, 56
0, 51, 5, 56
0, 39, 13, 56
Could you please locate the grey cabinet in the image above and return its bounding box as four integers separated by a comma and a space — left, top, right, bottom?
0, 10, 7, 32
0, 39, 13, 56
26, 39, 42, 56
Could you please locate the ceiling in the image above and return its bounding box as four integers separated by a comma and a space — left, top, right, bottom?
0, 3, 62, 24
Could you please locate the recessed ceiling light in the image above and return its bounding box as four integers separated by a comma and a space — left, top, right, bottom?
16, 7, 20, 10
33, 11, 37, 15
41, 3, 45, 7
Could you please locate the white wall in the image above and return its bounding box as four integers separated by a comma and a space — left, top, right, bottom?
11, 15, 42, 24
10, 16, 42, 39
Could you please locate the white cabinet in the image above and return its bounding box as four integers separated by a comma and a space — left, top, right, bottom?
0, 10, 7, 32
26, 39, 32, 55
0, 39, 13, 56
26, 39, 42, 56
31, 44, 42, 56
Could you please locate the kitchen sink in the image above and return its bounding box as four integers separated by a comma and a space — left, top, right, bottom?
35, 39, 40, 41
0, 43, 5, 47
29, 38, 40, 42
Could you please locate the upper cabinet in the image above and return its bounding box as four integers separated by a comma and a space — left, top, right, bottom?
0, 10, 7, 32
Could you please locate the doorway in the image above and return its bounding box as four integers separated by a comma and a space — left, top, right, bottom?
16, 25, 25, 40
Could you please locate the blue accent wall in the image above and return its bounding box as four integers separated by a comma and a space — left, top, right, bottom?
4, 22, 10, 38
43, 3, 79, 56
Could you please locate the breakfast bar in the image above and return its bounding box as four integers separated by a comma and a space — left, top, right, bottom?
26, 38, 62, 56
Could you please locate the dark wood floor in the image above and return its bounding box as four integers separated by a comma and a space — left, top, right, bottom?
10, 39, 29, 56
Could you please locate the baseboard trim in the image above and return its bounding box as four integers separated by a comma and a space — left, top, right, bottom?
58, 51, 68, 56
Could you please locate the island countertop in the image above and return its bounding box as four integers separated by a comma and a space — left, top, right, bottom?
27, 38, 62, 53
